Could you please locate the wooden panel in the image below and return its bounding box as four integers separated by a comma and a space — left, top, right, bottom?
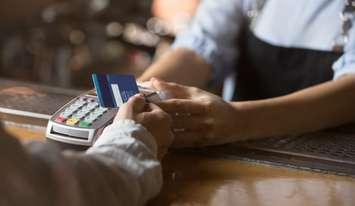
3, 123, 45, 142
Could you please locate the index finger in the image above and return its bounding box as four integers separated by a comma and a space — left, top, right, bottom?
157, 99, 207, 115
151, 78, 190, 99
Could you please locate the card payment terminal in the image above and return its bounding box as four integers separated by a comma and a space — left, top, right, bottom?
46, 86, 164, 149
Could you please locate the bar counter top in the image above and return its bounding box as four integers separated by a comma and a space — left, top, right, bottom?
1, 79, 355, 206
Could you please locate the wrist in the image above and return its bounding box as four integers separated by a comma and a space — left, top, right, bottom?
230, 101, 272, 140
96, 119, 158, 154
229, 102, 254, 140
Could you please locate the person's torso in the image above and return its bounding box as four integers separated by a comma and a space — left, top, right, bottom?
233, 0, 345, 100
252, 0, 345, 52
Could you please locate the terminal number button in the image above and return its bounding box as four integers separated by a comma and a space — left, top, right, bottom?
79, 121, 92, 128
55, 116, 67, 123
66, 118, 80, 126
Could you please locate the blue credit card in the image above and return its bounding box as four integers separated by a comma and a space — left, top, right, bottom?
92, 74, 139, 108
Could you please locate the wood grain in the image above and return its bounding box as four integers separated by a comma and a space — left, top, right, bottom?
4, 122, 355, 206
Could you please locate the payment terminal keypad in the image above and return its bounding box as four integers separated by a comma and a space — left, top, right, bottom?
54, 96, 108, 128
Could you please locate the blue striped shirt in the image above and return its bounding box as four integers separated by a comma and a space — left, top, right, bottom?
172, 0, 355, 83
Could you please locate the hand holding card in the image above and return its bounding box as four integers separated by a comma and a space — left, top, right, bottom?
92, 74, 167, 108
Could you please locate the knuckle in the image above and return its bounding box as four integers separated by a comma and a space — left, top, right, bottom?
189, 86, 200, 93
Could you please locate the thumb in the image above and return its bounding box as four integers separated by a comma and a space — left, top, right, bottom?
151, 77, 189, 98
126, 94, 146, 113
115, 94, 146, 121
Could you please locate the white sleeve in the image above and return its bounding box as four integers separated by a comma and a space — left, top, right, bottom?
333, 26, 355, 79
86, 119, 162, 206
333, 50, 355, 79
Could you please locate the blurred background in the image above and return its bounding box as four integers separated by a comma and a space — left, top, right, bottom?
0, 0, 200, 89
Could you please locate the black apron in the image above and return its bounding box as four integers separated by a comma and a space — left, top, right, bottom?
233, 29, 343, 101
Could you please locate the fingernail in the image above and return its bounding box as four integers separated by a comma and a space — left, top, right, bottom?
134, 93, 144, 98
151, 77, 161, 82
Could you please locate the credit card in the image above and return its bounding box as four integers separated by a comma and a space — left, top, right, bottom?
92, 74, 139, 107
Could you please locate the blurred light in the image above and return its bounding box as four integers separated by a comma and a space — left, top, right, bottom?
123, 23, 160, 47
123, 23, 139, 43
147, 14, 192, 36
42, 8, 57, 23
69, 30, 86, 45
141, 32, 160, 47
106, 22, 123, 37
146, 17, 168, 36
90, 0, 110, 12
102, 41, 124, 62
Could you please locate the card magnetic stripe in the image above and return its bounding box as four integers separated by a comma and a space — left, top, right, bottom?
92, 74, 116, 107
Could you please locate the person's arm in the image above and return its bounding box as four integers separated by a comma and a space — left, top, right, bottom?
139, 48, 212, 88
151, 75, 355, 147
139, 0, 247, 87
242, 38, 355, 139
0, 96, 173, 206
236, 74, 355, 139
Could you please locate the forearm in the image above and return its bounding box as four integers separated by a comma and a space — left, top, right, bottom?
235, 75, 355, 139
139, 48, 212, 88
1, 120, 161, 206
85, 119, 162, 206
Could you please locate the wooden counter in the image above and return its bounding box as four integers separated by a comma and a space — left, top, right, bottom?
1, 79, 355, 205
3, 122, 355, 206
157, 154, 355, 206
